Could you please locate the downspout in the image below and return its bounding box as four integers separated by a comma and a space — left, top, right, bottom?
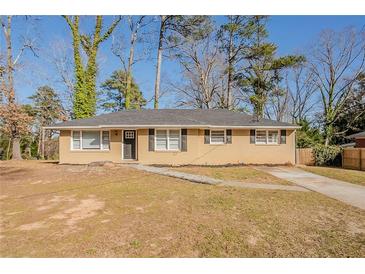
294, 129, 297, 165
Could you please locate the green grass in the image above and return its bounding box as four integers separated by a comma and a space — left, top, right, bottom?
0, 161, 364, 257
300, 166, 365, 187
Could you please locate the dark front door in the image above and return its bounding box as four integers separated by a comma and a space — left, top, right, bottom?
123, 130, 136, 160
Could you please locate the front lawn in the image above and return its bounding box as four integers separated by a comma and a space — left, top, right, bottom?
300, 166, 365, 187
0, 161, 364, 257
171, 166, 292, 185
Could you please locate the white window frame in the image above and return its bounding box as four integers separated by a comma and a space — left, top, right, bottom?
101, 130, 111, 150
154, 129, 181, 151
71, 130, 110, 151
210, 129, 226, 145
267, 130, 279, 145
255, 129, 279, 145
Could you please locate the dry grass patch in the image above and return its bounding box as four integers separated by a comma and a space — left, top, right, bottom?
171, 166, 292, 185
0, 161, 364, 257
300, 166, 365, 187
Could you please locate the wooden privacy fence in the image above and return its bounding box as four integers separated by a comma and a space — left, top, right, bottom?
342, 148, 365, 171
296, 148, 315, 165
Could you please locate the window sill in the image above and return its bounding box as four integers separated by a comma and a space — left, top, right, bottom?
254, 143, 280, 146
154, 150, 181, 153
70, 149, 110, 152
209, 143, 226, 146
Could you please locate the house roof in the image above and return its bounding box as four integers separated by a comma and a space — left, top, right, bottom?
347, 131, 365, 139
46, 109, 300, 129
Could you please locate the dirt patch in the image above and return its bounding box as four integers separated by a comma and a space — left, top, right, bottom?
347, 222, 365, 235
62, 198, 105, 226
17, 221, 46, 231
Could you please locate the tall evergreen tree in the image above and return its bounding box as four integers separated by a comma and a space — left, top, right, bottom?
218, 16, 249, 109
238, 16, 304, 120
153, 16, 212, 109
99, 70, 146, 112
63, 16, 121, 119
29, 86, 66, 157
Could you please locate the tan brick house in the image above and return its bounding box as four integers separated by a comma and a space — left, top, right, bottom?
46, 109, 300, 165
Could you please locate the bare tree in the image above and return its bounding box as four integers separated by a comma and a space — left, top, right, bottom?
265, 83, 290, 122
112, 16, 152, 109
0, 16, 37, 159
309, 27, 365, 145
153, 16, 212, 109
173, 33, 225, 109
49, 39, 74, 117
288, 65, 317, 123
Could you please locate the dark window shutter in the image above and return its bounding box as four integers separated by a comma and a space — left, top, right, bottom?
226, 129, 232, 144
204, 130, 210, 144
148, 129, 155, 151
250, 130, 255, 144
181, 129, 187, 151
280, 130, 287, 144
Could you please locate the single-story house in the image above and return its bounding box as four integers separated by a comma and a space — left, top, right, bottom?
46, 109, 300, 165
346, 131, 365, 148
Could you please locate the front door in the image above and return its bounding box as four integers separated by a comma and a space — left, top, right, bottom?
123, 130, 136, 160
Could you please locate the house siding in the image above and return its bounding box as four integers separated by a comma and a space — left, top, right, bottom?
59, 128, 296, 165
59, 130, 123, 164
355, 138, 365, 148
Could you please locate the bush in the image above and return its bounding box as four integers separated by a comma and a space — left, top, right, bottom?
312, 144, 342, 166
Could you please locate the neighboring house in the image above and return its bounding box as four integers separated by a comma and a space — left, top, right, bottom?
346, 131, 365, 148
46, 109, 300, 165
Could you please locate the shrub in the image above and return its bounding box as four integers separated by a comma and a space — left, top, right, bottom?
312, 144, 342, 166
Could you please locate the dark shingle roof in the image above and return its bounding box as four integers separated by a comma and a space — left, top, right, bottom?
347, 131, 365, 139
47, 109, 299, 129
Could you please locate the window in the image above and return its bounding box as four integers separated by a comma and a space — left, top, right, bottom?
268, 130, 279, 144
156, 130, 168, 150
169, 130, 180, 150
124, 131, 134, 139
155, 129, 181, 151
72, 131, 81, 149
210, 130, 225, 144
71, 130, 110, 151
82, 131, 100, 149
255, 130, 279, 145
255, 130, 267, 144
102, 131, 110, 150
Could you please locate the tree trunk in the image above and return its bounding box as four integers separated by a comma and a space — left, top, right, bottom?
125, 28, 137, 109
6, 138, 11, 160
154, 15, 166, 109
12, 137, 22, 160
324, 124, 332, 146
226, 23, 234, 109
5, 16, 15, 104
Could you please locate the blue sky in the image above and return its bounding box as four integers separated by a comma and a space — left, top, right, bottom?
3, 15, 365, 110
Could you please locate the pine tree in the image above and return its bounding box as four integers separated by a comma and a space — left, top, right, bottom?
218, 16, 249, 109
153, 16, 212, 109
238, 16, 304, 120
29, 86, 66, 157
99, 70, 146, 112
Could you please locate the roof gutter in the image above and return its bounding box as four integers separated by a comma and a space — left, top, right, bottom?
44, 124, 301, 130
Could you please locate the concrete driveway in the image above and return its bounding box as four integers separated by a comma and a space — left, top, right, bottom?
256, 166, 365, 210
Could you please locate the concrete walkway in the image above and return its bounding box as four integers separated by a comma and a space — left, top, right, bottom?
255, 166, 365, 210
129, 164, 309, 192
